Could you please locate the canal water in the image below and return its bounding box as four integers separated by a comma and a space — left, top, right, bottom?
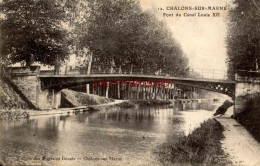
0, 103, 219, 166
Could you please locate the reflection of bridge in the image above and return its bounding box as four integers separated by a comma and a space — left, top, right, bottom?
39, 74, 235, 97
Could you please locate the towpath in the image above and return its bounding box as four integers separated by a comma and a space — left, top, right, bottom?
216, 107, 260, 166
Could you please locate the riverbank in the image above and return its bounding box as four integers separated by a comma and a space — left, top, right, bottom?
156, 118, 230, 165
0, 99, 171, 120
235, 93, 260, 142
0, 100, 131, 120
216, 107, 260, 166
0, 109, 30, 120
0, 78, 29, 110
61, 89, 114, 107
0, 87, 136, 120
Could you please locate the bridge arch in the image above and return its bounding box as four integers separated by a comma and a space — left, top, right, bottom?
39, 74, 235, 98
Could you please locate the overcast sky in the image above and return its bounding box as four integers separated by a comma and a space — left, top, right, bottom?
140, 0, 233, 71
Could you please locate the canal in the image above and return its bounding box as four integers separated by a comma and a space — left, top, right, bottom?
0, 103, 218, 166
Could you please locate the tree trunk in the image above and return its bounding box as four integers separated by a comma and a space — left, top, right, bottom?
65, 63, 68, 75
25, 55, 32, 67
256, 57, 258, 71
54, 58, 61, 75
106, 58, 114, 98
119, 65, 122, 74
87, 53, 93, 75
25, 59, 31, 67
130, 64, 133, 74
136, 86, 139, 99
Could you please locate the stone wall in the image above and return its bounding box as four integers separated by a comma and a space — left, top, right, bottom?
7, 66, 61, 110
234, 71, 260, 116
0, 78, 29, 109
11, 75, 38, 106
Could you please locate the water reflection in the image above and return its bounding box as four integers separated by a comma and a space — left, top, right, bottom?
175, 101, 218, 111
0, 103, 216, 166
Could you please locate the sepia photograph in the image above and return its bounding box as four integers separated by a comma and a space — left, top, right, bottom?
0, 0, 260, 165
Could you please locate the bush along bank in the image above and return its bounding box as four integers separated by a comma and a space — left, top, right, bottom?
115, 101, 136, 108
235, 93, 260, 142
155, 119, 230, 166
0, 78, 29, 110
0, 110, 30, 120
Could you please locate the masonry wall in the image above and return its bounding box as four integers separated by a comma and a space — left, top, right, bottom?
7, 66, 61, 110
11, 75, 38, 106
234, 71, 260, 116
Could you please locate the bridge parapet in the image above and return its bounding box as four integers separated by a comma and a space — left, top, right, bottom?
39, 66, 227, 80
6, 66, 40, 76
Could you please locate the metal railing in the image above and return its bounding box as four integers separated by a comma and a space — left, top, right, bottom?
40, 66, 228, 80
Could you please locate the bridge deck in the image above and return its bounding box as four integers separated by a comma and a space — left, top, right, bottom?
39, 74, 235, 84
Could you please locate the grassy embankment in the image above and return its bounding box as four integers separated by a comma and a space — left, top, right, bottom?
61, 89, 115, 107
235, 93, 260, 142
156, 119, 230, 166
61, 89, 135, 109
61, 90, 175, 109
0, 78, 30, 120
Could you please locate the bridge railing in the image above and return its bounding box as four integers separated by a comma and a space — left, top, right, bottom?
40, 66, 228, 80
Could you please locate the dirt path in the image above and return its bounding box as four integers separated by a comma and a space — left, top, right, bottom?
215, 107, 260, 166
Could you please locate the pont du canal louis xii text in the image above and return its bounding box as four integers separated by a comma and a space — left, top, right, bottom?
163, 12, 220, 18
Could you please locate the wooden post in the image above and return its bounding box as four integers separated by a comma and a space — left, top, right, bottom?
154, 86, 157, 99
153, 86, 156, 99
122, 82, 125, 99
93, 83, 95, 95
117, 81, 120, 99
149, 86, 152, 99
52, 89, 55, 107
98, 85, 101, 96
168, 84, 171, 99
142, 86, 145, 100
128, 81, 132, 99
106, 81, 109, 98
166, 87, 169, 100
163, 86, 166, 99
136, 85, 140, 99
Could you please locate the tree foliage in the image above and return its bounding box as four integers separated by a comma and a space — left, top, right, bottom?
0, 0, 70, 68
81, 0, 188, 76
0, 0, 189, 77
227, 0, 260, 79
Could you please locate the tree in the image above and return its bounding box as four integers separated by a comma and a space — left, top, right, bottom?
227, 0, 260, 79
0, 0, 70, 74
82, 0, 188, 77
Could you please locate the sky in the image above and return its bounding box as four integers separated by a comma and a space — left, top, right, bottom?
140, 0, 233, 72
